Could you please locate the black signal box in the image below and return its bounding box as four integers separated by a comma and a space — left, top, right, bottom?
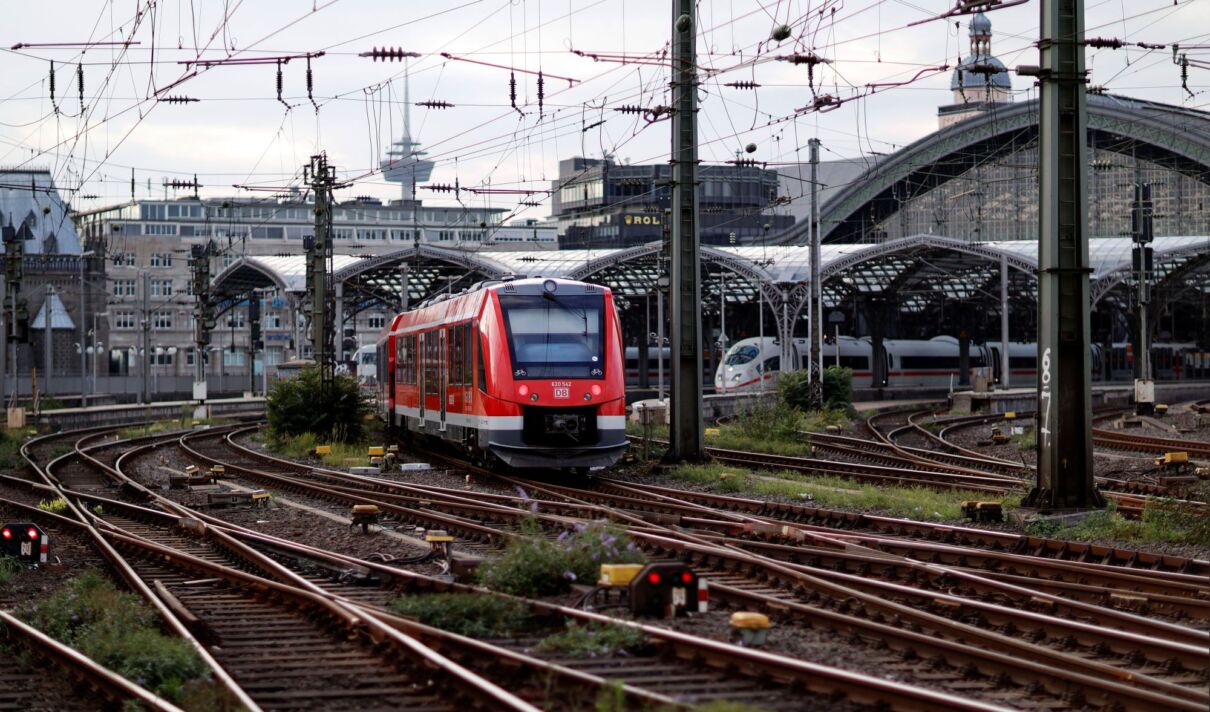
1, 522, 48, 563
628, 563, 701, 618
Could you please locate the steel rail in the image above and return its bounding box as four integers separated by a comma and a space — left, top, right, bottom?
0, 610, 186, 712
100, 433, 1020, 712
15, 424, 264, 712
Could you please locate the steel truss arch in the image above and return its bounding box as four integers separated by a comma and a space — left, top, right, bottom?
773, 95, 1210, 245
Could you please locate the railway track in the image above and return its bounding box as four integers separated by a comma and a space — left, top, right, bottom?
11, 416, 1210, 710
173, 426, 1210, 710
8, 422, 1016, 711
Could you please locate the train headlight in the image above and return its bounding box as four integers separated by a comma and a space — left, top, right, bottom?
518, 384, 530, 397
590, 384, 602, 396
731, 374, 742, 382
543, 279, 558, 294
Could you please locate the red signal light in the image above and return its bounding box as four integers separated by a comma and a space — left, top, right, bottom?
681, 571, 693, 584
648, 572, 661, 585
1, 527, 10, 540
590, 384, 601, 396
27, 528, 38, 540
518, 385, 530, 397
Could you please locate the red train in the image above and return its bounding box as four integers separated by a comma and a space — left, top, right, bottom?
375, 277, 629, 470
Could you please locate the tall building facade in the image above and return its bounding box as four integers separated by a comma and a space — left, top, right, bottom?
551, 157, 794, 249
75, 194, 556, 391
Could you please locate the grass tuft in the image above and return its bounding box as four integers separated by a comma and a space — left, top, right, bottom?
0, 556, 22, 585
18, 572, 214, 704
389, 593, 531, 638
534, 622, 648, 657
37, 497, 68, 514
1028, 498, 1210, 547
671, 463, 1020, 521
477, 518, 645, 596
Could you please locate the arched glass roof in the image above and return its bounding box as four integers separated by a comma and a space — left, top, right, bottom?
211, 235, 1209, 305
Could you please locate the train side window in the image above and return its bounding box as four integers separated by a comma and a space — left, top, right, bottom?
760, 356, 780, 373
476, 330, 487, 392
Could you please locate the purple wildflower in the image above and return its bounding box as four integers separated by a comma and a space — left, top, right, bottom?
562, 570, 577, 582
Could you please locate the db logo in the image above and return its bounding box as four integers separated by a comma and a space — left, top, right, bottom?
553, 387, 570, 399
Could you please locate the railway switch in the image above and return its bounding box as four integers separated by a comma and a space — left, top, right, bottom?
729, 612, 771, 647
425, 529, 455, 569
598, 564, 644, 587
351, 504, 381, 533
1155, 452, 1189, 469
989, 428, 1010, 445
628, 563, 705, 618
1, 522, 48, 563
1154, 404, 1168, 418
210, 465, 225, 479
961, 501, 1003, 523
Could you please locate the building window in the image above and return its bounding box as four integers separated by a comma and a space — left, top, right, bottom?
144, 224, 178, 236
227, 311, 246, 329
185, 348, 195, 366
265, 312, 282, 329
223, 349, 246, 367
112, 252, 136, 267
151, 349, 174, 366
367, 314, 386, 330
112, 279, 136, 297
153, 311, 174, 329
112, 311, 136, 329
151, 279, 173, 297
438, 230, 455, 241
150, 253, 173, 268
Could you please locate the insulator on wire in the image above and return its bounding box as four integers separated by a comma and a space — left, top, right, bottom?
724, 81, 761, 90
77, 62, 84, 113
306, 57, 318, 113
416, 100, 453, 109
160, 95, 200, 104
537, 70, 545, 118
510, 71, 520, 115
358, 47, 422, 61
425, 183, 456, 192
276, 60, 290, 109
613, 104, 645, 114
49, 60, 57, 113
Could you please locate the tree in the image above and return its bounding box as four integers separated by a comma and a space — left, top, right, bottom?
266, 366, 369, 443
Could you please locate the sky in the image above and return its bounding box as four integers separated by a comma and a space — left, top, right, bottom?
0, 0, 1205, 223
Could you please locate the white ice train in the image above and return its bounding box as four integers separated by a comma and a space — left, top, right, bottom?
353, 344, 378, 387
712, 335, 1153, 391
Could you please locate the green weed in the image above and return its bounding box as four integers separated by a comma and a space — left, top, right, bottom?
534, 622, 648, 657
1028, 499, 1210, 547
389, 593, 531, 637
478, 518, 645, 596
37, 497, 68, 514
671, 463, 1020, 521
19, 572, 210, 703
0, 556, 22, 585
265, 432, 376, 467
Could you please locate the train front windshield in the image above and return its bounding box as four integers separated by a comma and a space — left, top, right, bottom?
499, 293, 606, 379
725, 345, 760, 365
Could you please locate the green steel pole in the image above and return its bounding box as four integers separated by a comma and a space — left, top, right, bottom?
1027, 0, 1104, 510
668, 0, 704, 461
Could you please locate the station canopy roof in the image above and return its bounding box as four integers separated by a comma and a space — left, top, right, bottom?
211, 234, 1209, 305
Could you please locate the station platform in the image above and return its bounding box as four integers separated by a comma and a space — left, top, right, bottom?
951, 381, 1210, 414
7, 397, 266, 431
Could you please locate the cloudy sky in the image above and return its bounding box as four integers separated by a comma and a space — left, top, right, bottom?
0, 0, 1205, 221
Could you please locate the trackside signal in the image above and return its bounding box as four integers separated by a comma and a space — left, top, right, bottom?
628, 563, 706, 617
1, 522, 48, 563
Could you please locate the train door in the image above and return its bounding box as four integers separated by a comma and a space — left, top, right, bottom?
439, 328, 448, 431
418, 332, 427, 426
